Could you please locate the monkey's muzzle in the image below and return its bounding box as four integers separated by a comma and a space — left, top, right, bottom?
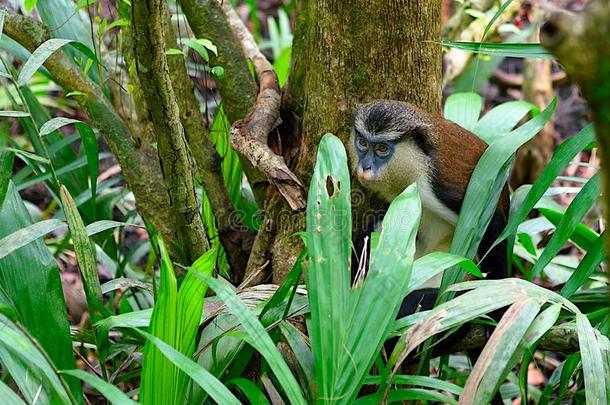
357, 168, 379, 183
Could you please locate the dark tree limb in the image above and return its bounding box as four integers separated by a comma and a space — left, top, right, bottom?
222, 4, 306, 211
540, 0, 610, 299
2, 10, 177, 246
131, 0, 209, 263
441, 324, 579, 356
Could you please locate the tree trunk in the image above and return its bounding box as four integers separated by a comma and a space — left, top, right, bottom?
249, 0, 442, 282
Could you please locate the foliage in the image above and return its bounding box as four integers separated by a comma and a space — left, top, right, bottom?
0, 1, 607, 404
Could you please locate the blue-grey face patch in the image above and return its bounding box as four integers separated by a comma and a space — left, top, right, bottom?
354, 132, 395, 176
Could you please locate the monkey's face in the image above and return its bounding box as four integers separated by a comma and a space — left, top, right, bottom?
349, 100, 434, 201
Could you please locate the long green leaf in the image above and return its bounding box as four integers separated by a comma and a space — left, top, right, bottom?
0, 219, 65, 260
443, 93, 482, 132
40, 118, 99, 212
140, 331, 241, 405
305, 133, 352, 401
473, 101, 536, 144
201, 275, 307, 405
0, 182, 80, 397
529, 172, 600, 279
18, 38, 96, 86
539, 207, 599, 251
60, 186, 103, 310
0, 378, 26, 405
442, 99, 556, 290
335, 184, 421, 402
462, 299, 542, 404
61, 369, 138, 405
140, 238, 178, 405
494, 124, 595, 249
229, 377, 271, 405
0, 313, 73, 403
441, 41, 554, 59
576, 314, 608, 404
560, 233, 606, 298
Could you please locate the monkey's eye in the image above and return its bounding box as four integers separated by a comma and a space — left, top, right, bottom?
357, 137, 368, 149
375, 144, 390, 155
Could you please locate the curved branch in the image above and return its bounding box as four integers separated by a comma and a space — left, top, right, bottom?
222, 4, 306, 211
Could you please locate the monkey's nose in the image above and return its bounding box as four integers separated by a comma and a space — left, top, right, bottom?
357, 168, 377, 182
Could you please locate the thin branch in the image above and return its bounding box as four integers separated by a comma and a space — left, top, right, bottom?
131, 0, 209, 263
222, 4, 307, 211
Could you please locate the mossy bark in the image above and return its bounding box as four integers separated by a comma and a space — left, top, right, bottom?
132, 0, 209, 263
255, 0, 443, 282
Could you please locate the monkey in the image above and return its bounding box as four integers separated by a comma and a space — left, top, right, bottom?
348, 99, 509, 280
348, 100, 510, 355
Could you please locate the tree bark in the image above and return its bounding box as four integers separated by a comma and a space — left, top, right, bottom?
251, 0, 443, 282
132, 0, 210, 263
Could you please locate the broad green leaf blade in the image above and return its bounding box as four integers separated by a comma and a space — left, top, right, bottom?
0, 313, 73, 403
279, 320, 314, 396
443, 93, 482, 132
0, 378, 25, 405
0, 110, 30, 117
305, 133, 352, 399
0, 219, 65, 260
494, 124, 595, 249
409, 252, 482, 295
441, 41, 554, 59
229, 377, 271, 405
473, 101, 536, 144
61, 369, 138, 405
201, 275, 307, 405
539, 207, 599, 251
140, 331, 242, 405
560, 233, 606, 298
335, 184, 421, 402
173, 244, 219, 399
576, 314, 608, 404
85, 220, 139, 236
530, 172, 600, 279
18, 38, 83, 85
0, 182, 80, 397
140, 238, 178, 405
39, 117, 83, 136
461, 299, 542, 405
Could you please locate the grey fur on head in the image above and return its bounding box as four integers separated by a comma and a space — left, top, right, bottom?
352, 100, 435, 154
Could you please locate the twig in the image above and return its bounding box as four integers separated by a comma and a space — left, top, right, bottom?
222, 4, 306, 211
